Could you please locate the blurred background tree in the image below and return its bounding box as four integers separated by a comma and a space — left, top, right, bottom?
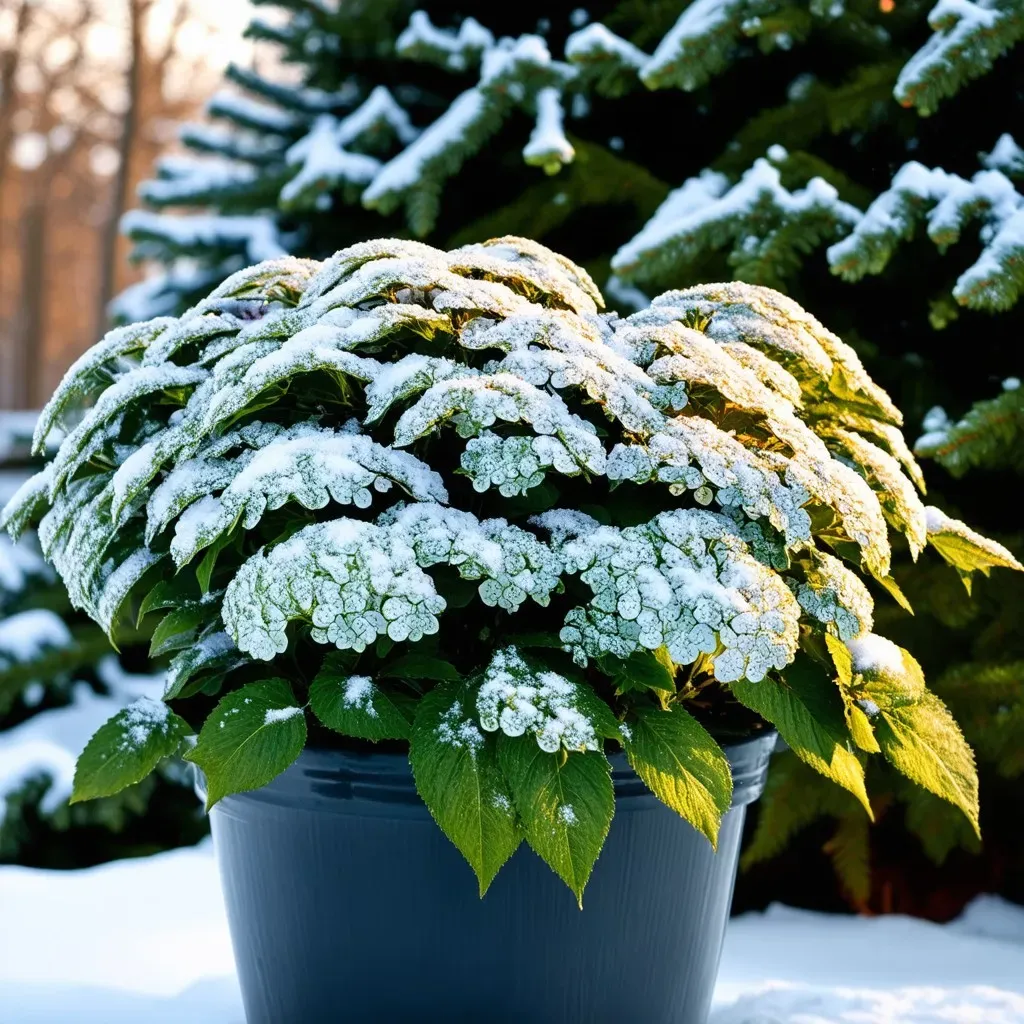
0, 0, 248, 405
0, 0, 248, 865
1, 0, 1020, 917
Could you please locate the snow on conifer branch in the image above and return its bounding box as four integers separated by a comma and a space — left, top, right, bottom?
827, 157, 1024, 312
395, 11, 494, 72
915, 378, 1024, 478
894, 0, 1024, 116
983, 134, 1024, 180
564, 23, 648, 97
612, 159, 861, 292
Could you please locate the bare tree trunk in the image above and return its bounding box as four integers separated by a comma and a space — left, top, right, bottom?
94, 0, 147, 336
0, 0, 30, 196
0, 0, 32, 395
13, 195, 46, 407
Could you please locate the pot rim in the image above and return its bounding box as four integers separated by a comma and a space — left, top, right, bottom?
194, 729, 777, 814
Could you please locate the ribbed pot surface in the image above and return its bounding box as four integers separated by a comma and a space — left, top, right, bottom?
204, 731, 775, 1024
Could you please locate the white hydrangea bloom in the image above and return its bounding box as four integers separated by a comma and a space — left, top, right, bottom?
461, 431, 583, 495
225, 501, 565, 659
223, 517, 446, 660
476, 646, 599, 752
608, 418, 812, 547
12, 237, 937, 707
393, 373, 607, 477
791, 549, 874, 642
529, 509, 602, 544
380, 502, 563, 611
542, 508, 800, 682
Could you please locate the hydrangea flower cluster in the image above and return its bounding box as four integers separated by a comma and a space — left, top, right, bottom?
5, 236, 1016, 900
476, 646, 599, 753
534, 508, 798, 683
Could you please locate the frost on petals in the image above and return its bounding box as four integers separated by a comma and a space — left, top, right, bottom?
540, 508, 801, 683
476, 646, 599, 752
223, 502, 564, 658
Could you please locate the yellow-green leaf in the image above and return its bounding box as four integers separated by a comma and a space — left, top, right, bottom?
925, 506, 1023, 593
874, 692, 980, 837
621, 704, 732, 847
731, 657, 872, 818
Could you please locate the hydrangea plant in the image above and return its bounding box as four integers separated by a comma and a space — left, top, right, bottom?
4, 237, 1019, 901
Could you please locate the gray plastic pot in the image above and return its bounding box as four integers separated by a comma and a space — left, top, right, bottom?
198, 730, 775, 1024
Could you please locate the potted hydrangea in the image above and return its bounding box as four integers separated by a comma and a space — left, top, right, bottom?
4, 237, 1018, 1024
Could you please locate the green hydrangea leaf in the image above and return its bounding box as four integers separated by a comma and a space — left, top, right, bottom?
602, 648, 677, 693
378, 652, 462, 682
409, 680, 522, 896
925, 506, 1023, 594
621, 704, 732, 847
137, 574, 200, 625
185, 678, 306, 808
874, 693, 980, 838
730, 657, 872, 818
497, 736, 614, 905
163, 630, 247, 700
309, 667, 412, 741
149, 606, 206, 658
72, 698, 192, 802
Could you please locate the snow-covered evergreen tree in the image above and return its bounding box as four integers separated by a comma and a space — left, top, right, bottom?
0, 415, 201, 865
117, 1, 663, 318
121, 1, 1022, 407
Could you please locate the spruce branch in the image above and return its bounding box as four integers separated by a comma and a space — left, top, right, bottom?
894, 0, 1024, 116
827, 157, 1024, 312
915, 382, 1024, 476
612, 156, 860, 291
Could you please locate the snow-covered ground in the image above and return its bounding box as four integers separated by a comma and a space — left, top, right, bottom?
1, 842, 1022, 1023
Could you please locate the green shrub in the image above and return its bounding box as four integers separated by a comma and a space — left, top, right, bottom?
7, 237, 1019, 899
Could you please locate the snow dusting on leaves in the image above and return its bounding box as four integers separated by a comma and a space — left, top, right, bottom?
791, 549, 874, 642
436, 699, 485, 754
342, 676, 376, 715
72, 697, 191, 803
